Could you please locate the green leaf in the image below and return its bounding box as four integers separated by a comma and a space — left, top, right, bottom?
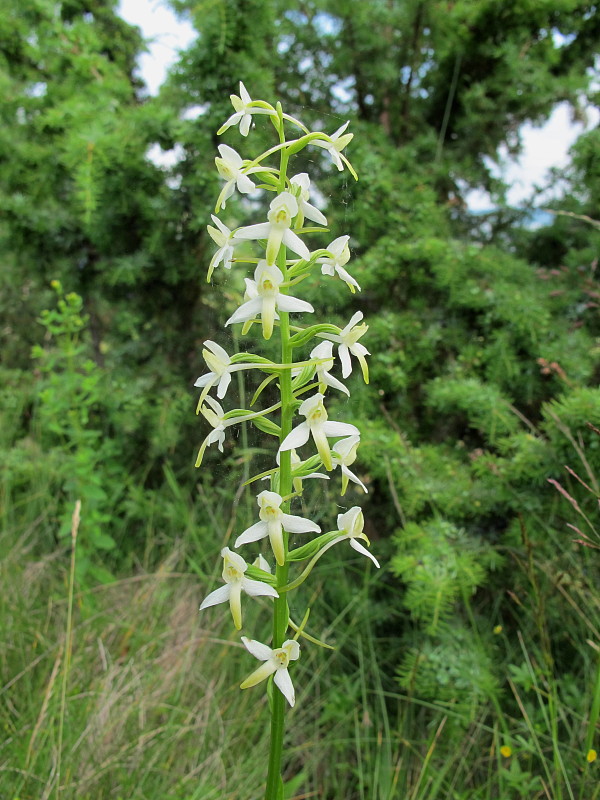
252, 416, 282, 437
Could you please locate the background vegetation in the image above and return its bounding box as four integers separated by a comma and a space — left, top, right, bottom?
1, 0, 599, 797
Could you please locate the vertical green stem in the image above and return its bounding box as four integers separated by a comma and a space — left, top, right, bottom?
265, 114, 292, 800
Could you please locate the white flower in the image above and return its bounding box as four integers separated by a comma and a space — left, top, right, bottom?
235, 490, 320, 566
199, 547, 278, 630
309, 340, 349, 396
206, 215, 238, 280
194, 340, 235, 400
337, 507, 379, 567
324, 311, 370, 383
317, 235, 361, 293
215, 144, 260, 211
290, 173, 327, 227
332, 436, 368, 495
312, 121, 353, 171
235, 191, 310, 264
194, 340, 260, 403
225, 261, 314, 341
240, 637, 300, 707
279, 393, 359, 471
218, 81, 276, 137
196, 396, 227, 466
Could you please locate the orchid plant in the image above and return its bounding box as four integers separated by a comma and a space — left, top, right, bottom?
197, 83, 378, 799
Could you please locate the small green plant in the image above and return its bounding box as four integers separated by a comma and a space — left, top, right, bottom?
31, 281, 121, 581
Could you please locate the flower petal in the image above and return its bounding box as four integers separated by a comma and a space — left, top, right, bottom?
229, 582, 243, 630
241, 578, 279, 599
281, 513, 320, 534
274, 668, 296, 707
338, 343, 352, 378
349, 538, 380, 568
276, 295, 314, 314
199, 583, 231, 611
235, 520, 268, 548
226, 297, 263, 326
279, 422, 311, 452
240, 660, 278, 689
322, 421, 360, 437
241, 636, 273, 661
235, 222, 272, 241
282, 228, 310, 260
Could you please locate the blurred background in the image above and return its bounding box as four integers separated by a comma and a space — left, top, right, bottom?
1, 1, 599, 798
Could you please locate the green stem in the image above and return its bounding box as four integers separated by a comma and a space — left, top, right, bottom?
265, 112, 292, 800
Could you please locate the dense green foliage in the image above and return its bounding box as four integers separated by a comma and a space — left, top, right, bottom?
1, 0, 599, 797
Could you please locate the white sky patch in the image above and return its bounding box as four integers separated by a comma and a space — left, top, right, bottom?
118, 0, 196, 95
466, 101, 600, 211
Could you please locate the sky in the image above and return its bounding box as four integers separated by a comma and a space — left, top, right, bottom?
118, 0, 599, 210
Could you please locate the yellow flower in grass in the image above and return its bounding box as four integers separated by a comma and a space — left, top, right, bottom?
500, 745, 512, 758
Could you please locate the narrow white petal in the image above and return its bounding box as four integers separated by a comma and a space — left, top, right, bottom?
236, 173, 256, 194
241, 578, 279, 599
279, 422, 311, 452
240, 113, 252, 136
343, 311, 363, 333
350, 538, 380, 568
226, 297, 263, 326
341, 464, 368, 493
218, 144, 243, 167
281, 513, 320, 534
235, 520, 268, 548
282, 229, 310, 259
194, 373, 215, 388
338, 343, 352, 378
235, 222, 272, 241
336, 265, 361, 290
302, 202, 328, 226
323, 372, 350, 396
276, 295, 314, 314
239, 82, 251, 105
351, 342, 370, 357
322, 421, 360, 437
274, 668, 296, 707
220, 111, 243, 131
216, 371, 232, 399
241, 636, 273, 661
199, 583, 231, 611
205, 340, 230, 361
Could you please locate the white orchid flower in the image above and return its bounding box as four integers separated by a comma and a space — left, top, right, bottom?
240, 637, 300, 707
279, 393, 359, 471
218, 81, 276, 137
312, 121, 353, 171
332, 436, 367, 495
215, 144, 260, 211
225, 261, 314, 341
206, 215, 238, 280
290, 173, 327, 227
324, 311, 370, 382
337, 506, 379, 568
194, 340, 257, 402
317, 235, 361, 293
235, 490, 320, 566
199, 547, 278, 630
195, 396, 227, 466
309, 340, 350, 396
235, 191, 310, 264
